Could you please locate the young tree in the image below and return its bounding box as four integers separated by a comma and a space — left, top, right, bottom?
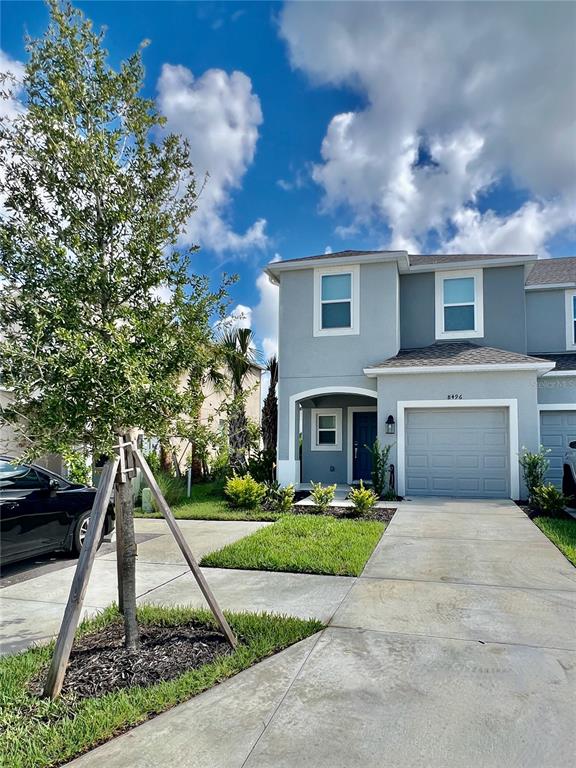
218, 327, 258, 473
0, 0, 228, 650
261, 355, 278, 457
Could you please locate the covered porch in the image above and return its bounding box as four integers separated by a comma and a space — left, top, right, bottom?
278, 385, 392, 487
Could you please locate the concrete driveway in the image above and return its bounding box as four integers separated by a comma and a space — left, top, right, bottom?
0, 518, 354, 655
66, 498, 576, 768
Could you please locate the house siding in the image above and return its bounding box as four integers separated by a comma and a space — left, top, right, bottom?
526, 289, 567, 354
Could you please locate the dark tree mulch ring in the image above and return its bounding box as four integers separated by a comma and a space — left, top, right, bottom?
291, 505, 396, 523
30, 621, 232, 700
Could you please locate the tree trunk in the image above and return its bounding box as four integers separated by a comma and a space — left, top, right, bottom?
115, 436, 139, 652
159, 441, 172, 474
228, 405, 248, 474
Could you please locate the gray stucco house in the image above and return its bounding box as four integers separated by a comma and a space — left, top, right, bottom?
265, 251, 576, 499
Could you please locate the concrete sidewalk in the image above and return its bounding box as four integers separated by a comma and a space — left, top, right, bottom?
0, 518, 353, 654
67, 498, 576, 768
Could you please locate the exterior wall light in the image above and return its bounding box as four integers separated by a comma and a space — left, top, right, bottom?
385, 415, 396, 435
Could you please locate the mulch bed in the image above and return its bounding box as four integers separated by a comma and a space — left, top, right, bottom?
30, 621, 231, 700
515, 501, 575, 521
292, 505, 396, 523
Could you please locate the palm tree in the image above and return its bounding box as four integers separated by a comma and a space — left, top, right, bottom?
218, 327, 258, 473
262, 355, 278, 457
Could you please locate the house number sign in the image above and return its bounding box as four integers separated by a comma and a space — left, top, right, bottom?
447, 394, 463, 400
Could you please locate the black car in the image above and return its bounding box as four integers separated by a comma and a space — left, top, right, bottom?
0, 456, 115, 566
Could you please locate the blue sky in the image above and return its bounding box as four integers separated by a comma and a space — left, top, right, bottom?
2, 1, 575, 357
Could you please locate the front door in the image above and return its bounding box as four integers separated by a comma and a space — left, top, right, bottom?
352, 411, 377, 482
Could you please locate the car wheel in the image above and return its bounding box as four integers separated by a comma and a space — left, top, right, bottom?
71, 511, 103, 556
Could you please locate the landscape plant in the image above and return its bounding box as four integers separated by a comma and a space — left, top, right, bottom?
263, 480, 295, 514
310, 481, 337, 513
366, 439, 392, 497
224, 473, 266, 509
530, 483, 568, 516
0, 0, 229, 655
519, 446, 551, 501
347, 480, 378, 517
261, 355, 278, 460
61, 447, 91, 486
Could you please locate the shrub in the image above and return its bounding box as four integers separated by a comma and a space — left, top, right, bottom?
347, 480, 378, 517
310, 481, 336, 514
263, 480, 295, 514
144, 448, 161, 475
224, 473, 266, 509
366, 439, 392, 498
62, 447, 91, 485
247, 448, 276, 483
519, 446, 550, 501
152, 471, 186, 511
531, 483, 568, 516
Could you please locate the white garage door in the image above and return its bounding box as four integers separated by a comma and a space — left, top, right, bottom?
405, 408, 510, 498
540, 410, 576, 489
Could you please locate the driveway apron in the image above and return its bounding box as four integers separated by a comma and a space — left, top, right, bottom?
62, 499, 576, 767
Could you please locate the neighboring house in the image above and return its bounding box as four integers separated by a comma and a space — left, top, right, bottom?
266, 251, 576, 499
169, 364, 263, 473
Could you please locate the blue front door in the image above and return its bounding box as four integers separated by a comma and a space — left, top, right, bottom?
352, 411, 377, 482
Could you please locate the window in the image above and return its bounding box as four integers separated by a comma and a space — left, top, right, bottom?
564, 290, 576, 350
314, 265, 359, 336
435, 269, 484, 339
311, 408, 342, 451
0, 460, 48, 491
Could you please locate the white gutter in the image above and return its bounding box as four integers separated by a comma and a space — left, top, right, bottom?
525, 283, 576, 291
265, 251, 410, 283
363, 361, 556, 377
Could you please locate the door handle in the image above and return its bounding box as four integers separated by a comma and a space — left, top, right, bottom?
2, 503, 18, 512
354, 443, 358, 459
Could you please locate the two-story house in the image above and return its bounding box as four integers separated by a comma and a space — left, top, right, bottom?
265, 251, 576, 499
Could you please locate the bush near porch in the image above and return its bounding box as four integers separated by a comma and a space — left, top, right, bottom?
200, 514, 386, 577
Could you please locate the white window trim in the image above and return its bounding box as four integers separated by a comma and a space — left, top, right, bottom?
564, 290, 576, 351
434, 269, 484, 340
396, 398, 519, 500
310, 408, 342, 451
313, 264, 360, 337
346, 406, 377, 483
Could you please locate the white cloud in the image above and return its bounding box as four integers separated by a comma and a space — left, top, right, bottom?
226, 267, 279, 362
0, 51, 25, 120
280, 2, 576, 253
156, 64, 268, 253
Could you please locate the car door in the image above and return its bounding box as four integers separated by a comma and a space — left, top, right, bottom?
0, 460, 66, 560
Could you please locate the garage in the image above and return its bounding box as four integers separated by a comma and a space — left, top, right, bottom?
404, 407, 510, 498
539, 410, 576, 489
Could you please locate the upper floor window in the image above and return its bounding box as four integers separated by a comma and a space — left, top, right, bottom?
565, 290, 576, 350
313, 265, 360, 337
435, 269, 484, 340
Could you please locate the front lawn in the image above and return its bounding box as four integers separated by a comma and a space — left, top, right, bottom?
134, 480, 281, 522
534, 516, 576, 566
200, 514, 386, 577
0, 605, 322, 768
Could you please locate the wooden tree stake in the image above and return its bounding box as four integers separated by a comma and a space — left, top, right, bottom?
131, 445, 237, 648
43, 458, 119, 699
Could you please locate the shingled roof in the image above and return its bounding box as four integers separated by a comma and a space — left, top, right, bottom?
367, 342, 552, 370
408, 253, 533, 267
526, 257, 576, 286
534, 353, 576, 371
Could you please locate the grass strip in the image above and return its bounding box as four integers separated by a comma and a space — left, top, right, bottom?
201, 514, 385, 577
533, 516, 576, 567
0, 604, 322, 768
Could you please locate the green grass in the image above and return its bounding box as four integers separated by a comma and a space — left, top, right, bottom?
0, 605, 322, 768
534, 516, 576, 567
200, 514, 385, 577
134, 480, 281, 522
